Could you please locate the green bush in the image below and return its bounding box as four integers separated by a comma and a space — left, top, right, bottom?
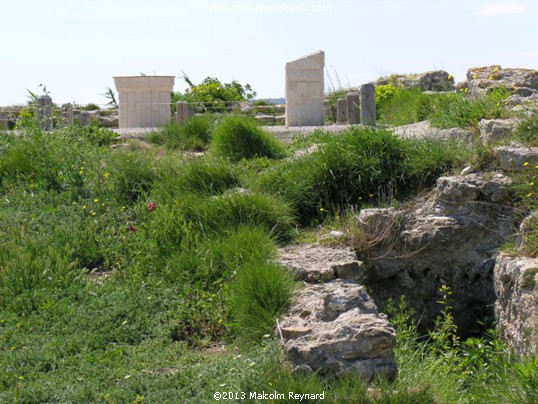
177, 191, 295, 242
211, 116, 285, 161
229, 261, 295, 342
511, 114, 538, 147
378, 87, 432, 125
429, 91, 509, 129
256, 127, 459, 224
154, 157, 239, 200
108, 151, 155, 204
148, 115, 213, 150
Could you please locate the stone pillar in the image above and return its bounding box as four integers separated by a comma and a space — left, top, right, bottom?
38, 95, 53, 131
114, 76, 175, 128
360, 84, 376, 126
0, 112, 8, 130
176, 101, 190, 123
285, 50, 325, 127
346, 91, 360, 125
79, 112, 91, 127
336, 98, 347, 124
62, 103, 74, 126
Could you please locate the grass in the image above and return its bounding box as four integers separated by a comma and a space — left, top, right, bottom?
211, 115, 286, 161
377, 85, 511, 129
147, 115, 213, 151
1, 110, 538, 402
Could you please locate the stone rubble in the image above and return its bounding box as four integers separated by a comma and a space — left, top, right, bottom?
277, 244, 397, 381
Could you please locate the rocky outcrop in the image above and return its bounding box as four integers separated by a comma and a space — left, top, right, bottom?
376, 70, 455, 92
494, 254, 538, 356
493, 146, 538, 171
278, 244, 397, 382
355, 173, 514, 334
467, 66, 538, 97
478, 119, 519, 145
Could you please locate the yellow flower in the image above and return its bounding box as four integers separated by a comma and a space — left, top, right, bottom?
489, 75, 494, 80
90, 211, 96, 216
319, 208, 325, 212
524, 162, 529, 166
120, 206, 126, 212
369, 193, 375, 198
448, 74, 453, 80
527, 193, 533, 198
103, 172, 110, 178
93, 198, 99, 203
82, 205, 87, 210
531, 182, 535, 187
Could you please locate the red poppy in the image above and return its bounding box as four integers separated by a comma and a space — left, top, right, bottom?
148, 202, 156, 213
129, 225, 138, 232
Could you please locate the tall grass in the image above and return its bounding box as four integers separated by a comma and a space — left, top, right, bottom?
147, 114, 213, 150
256, 127, 463, 224
211, 115, 285, 161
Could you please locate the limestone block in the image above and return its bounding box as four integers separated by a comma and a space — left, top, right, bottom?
114, 76, 175, 128
285, 51, 325, 127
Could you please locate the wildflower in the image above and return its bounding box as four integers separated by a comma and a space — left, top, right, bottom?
527, 193, 533, 198
531, 182, 535, 187
90, 211, 96, 216
72, 201, 77, 205
120, 206, 126, 212
319, 208, 325, 212
489, 75, 494, 80
147, 201, 156, 213
369, 193, 375, 198
82, 205, 87, 210
129, 225, 138, 232
103, 172, 110, 178
94, 198, 99, 203
524, 162, 529, 166
448, 74, 453, 80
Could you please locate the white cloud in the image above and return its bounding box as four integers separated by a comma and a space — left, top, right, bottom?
475, 1, 527, 17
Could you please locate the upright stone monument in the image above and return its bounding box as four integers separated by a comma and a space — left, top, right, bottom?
285, 51, 325, 127
346, 91, 360, 125
336, 98, 347, 124
38, 95, 53, 131
360, 84, 376, 126
0, 112, 8, 130
114, 76, 175, 128
79, 112, 91, 127
62, 103, 74, 126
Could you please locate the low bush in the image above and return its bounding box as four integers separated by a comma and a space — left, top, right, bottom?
377, 87, 432, 125
229, 261, 295, 342
211, 115, 285, 161
256, 127, 461, 224
429, 89, 509, 129
148, 115, 213, 150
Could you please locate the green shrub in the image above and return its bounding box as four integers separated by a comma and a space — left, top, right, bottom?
511, 114, 538, 147
154, 157, 239, 200
256, 127, 459, 224
229, 261, 295, 342
378, 87, 432, 125
148, 115, 213, 151
211, 116, 285, 161
375, 83, 399, 116
429, 91, 509, 129
109, 151, 155, 204
177, 191, 295, 242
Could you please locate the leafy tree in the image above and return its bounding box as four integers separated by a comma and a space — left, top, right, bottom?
173, 74, 256, 112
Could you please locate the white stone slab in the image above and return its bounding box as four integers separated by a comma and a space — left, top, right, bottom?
285, 51, 325, 126
114, 76, 175, 128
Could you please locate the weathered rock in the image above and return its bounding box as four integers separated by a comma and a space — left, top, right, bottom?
280, 280, 397, 381
467, 66, 538, 97
278, 244, 360, 282
355, 173, 514, 333
392, 120, 473, 140
461, 165, 476, 176
493, 146, 538, 171
494, 254, 538, 356
478, 118, 519, 145
376, 70, 455, 91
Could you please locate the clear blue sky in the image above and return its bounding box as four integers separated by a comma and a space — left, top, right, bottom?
1, 0, 536, 106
